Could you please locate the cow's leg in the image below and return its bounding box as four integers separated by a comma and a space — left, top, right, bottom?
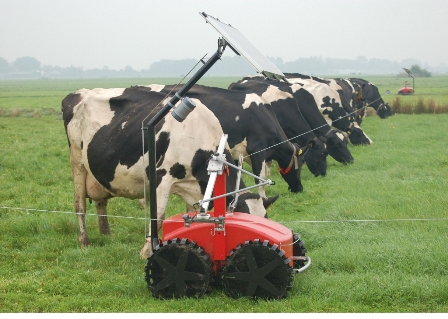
95, 199, 110, 235
70, 147, 90, 247
249, 152, 267, 199
265, 160, 273, 176
85, 173, 112, 236
257, 160, 268, 199
139, 179, 172, 259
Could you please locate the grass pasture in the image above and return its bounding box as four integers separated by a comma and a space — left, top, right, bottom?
0, 77, 448, 313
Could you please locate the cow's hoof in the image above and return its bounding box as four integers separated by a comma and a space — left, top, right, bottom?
140, 239, 152, 259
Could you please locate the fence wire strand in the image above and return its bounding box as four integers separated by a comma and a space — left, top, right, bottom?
1, 206, 447, 225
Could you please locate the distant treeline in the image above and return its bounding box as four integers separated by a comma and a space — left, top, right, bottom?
1, 55, 447, 79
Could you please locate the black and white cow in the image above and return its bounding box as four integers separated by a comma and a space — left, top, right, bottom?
229, 78, 354, 166
278, 74, 365, 125
283, 73, 372, 145
227, 79, 328, 176
62, 86, 279, 257
332, 78, 365, 123
347, 78, 393, 119
308, 76, 365, 125
147, 84, 304, 198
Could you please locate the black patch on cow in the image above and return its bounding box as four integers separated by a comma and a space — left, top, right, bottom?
191, 148, 213, 196
156, 168, 167, 188
321, 96, 339, 115
61, 93, 81, 126
170, 163, 186, 179
61, 93, 82, 147
239, 192, 259, 201
233, 198, 249, 214
86, 86, 169, 189
156, 131, 170, 167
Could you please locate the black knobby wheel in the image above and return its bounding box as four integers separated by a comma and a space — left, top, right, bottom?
222, 239, 293, 299
292, 233, 308, 268
145, 238, 213, 299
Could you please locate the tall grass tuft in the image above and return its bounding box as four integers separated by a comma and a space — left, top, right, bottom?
390, 97, 448, 115
428, 98, 437, 114
392, 97, 402, 114
415, 97, 427, 114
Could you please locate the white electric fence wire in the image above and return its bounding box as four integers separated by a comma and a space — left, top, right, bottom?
1, 206, 447, 224
0, 92, 416, 229
243, 107, 361, 159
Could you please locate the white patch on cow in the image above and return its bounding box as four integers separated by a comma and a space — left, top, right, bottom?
235, 115, 240, 122
289, 84, 303, 93
242, 93, 264, 109
344, 80, 357, 107
244, 197, 266, 218
121, 121, 127, 129
261, 85, 292, 103
336, 132, 345, 141
245, 74, 263, 80
288, 77, 345, 113
144, 84, 165, 92
265, 160, 273, 176
258, 160, 267, 199
345, 79, 355, 92
109, 159, 147, 197
67, 88, 124, 175
327, 79, 343, 92
231, 138, 249, 162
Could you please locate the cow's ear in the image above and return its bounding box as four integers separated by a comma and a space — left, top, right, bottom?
263, 194, 280, 209
308, 140, 316, 148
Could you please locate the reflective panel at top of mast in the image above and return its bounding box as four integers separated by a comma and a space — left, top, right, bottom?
200, 12, 285, 81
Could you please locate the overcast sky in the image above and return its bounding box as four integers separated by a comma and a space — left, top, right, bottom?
1, 0, 447, 71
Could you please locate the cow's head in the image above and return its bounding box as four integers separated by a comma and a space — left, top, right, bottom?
377, 103, 393, 119
277, 142, 304, 193
301, 137, 328, 177
346, 122, 372, 145
354, 109, 364, 125
325, 129, 354, 164
233, 192, 280, 218
358, 80, 393, 119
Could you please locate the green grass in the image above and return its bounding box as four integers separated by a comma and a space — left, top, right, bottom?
1, 78, 448, 312
0, 77, 241, 111
1, 75, 448, 115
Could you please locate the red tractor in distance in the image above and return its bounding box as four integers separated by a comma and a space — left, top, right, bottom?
398, 80, 414, 95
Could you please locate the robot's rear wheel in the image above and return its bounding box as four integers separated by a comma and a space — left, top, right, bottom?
222, 239, 293, 299
292, 232, 308, 268
145, 238, 213, 299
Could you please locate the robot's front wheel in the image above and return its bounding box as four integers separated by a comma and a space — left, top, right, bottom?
145, 238, 213, 299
